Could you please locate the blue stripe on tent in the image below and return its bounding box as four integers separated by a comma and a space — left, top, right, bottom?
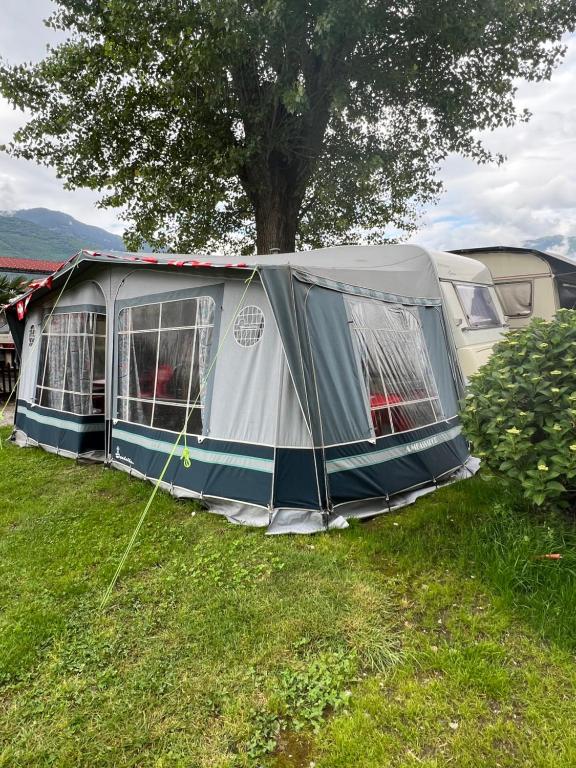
111, 427, 274, 473
112, 424, 273, 507
15, 400, 105, 455
326, 425, 462, 474
113, 419, 274, 459
17, 404, 105, 433
325, 419, 469, 506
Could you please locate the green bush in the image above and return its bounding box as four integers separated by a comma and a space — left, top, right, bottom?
461, 309, 576, 509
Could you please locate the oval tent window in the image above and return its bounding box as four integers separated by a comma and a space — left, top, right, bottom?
234, 306, 265, 348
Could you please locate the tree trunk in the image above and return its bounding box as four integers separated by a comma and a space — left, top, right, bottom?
240, 151, 306, 255
254, 188, 300, 255
234, 60, 335, 255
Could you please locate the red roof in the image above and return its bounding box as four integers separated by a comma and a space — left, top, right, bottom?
0, 256, 64, 274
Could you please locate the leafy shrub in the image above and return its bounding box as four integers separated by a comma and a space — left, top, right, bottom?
461, 309, 576, 508
275, 650, 356, 732
245, 650, 356, 761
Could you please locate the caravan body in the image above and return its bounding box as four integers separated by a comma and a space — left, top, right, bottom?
6, 245, 474, 533
454, 247, 576, 329
432, 251, 506, 379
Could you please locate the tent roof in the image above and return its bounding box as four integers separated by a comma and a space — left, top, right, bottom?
6, 243, 446, 316
86, 243, 432, 270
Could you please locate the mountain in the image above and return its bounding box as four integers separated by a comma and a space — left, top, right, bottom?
3, 208, 576, 264
523, 235, 576, 259
15, 209, 125, 253
0, 208, 125, 261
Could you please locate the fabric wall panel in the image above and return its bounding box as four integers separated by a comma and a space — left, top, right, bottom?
208, 280, 283, 445
275, 355, 313, 448
17, 309, 43, 402
113, 282, 224, 440
303, 286, 373, 445
50, 280, 107, 311
114, 270, 220, 302
14, 400, 105, 455
261, 268, 373, 448
325, 418, 468, 505
111, 423, 273, 507
273, 448, 328, 510
417, 306, 461, 418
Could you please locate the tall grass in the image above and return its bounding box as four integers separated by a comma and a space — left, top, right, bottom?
461, 500, 576, 647
369, 475, 576, 649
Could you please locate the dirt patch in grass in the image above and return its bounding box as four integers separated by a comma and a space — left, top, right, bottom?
274, 730, 314, 768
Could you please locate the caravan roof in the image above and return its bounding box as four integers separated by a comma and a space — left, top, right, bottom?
432, 250, 494, 285
453, 246, 576, 282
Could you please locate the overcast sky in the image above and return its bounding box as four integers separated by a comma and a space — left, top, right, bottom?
1, 0, 575, 249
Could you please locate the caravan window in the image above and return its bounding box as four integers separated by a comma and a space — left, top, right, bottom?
346, 297, 443, 437
454, 283, 501, 328
558, 281, 576, 310
36, 312, 106, 415
495, 281, 533, 317
117, 296, 216, 434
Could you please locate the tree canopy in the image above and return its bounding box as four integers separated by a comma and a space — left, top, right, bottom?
1, 1, 575, 254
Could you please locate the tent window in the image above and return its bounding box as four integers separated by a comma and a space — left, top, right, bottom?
234, 305, 265, 347
347, 297, 443, 437
495, 281, 533, 317
35, 312, 106, 415
117, 296, 215, 434
454, 283, 501, 328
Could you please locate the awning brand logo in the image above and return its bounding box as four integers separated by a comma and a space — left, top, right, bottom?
115, 445, 134, 465
406, 436, 441, 454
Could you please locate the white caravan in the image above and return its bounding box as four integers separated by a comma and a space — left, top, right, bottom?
432, 251, 507, 379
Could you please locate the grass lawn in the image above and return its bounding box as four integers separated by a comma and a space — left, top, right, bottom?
1, 426, 576, 767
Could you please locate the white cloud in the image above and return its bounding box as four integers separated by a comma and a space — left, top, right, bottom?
0, 0, 124, 234
412, 34, 576, 251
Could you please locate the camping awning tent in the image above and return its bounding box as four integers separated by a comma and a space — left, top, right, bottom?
5, 245, 473, 533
